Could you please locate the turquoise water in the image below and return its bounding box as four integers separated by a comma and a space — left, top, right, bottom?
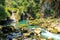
16, 20, 27, 27
19, 20, 39, 28
16, 20, 39, 29
19, 20, 27, 24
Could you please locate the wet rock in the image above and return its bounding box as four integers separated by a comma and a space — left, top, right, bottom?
6, 31, 22, 40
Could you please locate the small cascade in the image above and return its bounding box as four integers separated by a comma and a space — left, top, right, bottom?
10, 11, 17, 29
12, 12, 16, 22
12, 12, 14, 16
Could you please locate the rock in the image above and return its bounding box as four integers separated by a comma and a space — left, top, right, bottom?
21, 27, 28, 33
23, 33, 30, 37
30, 32, 34, 36
41, 39, 46, 40
12, 38, 17, 40
55, 27, 60, 32
6, 32, 22, 40
47, 27, 58, 33
32, 28, 41, 36
32, 38, 36, 40
48, 37, 53, 40
0, 25, 2, 29
24, 38, 32, 40
34, 28, 41, 34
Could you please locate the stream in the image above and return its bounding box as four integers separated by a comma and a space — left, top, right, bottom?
17, 20, 60, 40
1, 20, 60, 40
5, 12, 60, 40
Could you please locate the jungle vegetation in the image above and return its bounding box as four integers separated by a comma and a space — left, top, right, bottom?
0, 0, 60, 21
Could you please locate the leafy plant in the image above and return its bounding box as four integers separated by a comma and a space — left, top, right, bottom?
0, 5, 10, 20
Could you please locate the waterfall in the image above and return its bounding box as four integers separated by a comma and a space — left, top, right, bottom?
12, 12, 16, 22
12, 12, 14, 16
10, 12, 17, 29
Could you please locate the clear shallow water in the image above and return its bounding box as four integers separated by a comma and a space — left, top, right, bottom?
20, 20, 60, 40
13, 20, 60, 40
19, 20, 27, 24
16, 20, 27, 28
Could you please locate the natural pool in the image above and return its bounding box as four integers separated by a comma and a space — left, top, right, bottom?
1, 20, 60, 40
16, 20, 60, 40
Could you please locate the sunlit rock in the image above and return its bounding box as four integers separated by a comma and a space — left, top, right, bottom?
12, 38, 17, 40
51, 22, 60, 32
41, 39, 46, 40
32, 28, 41, 36
0, 25, 2, 29
48, 37, 53, 40
47, 27, 58, 33
55, 27, 60, 32
23, 33, 30, 37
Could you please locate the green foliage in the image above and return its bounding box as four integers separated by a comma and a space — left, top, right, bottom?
0, 0, 11, 20
36, 12, 40, 19
5, 7, 18, 16
0, 4, 10, 20
5, 0, 42, 19
28, 19, 40, 26
0, 0, 58, 20
0, 0, 5, 6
